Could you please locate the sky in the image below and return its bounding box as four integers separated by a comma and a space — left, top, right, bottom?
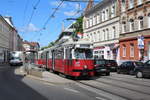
0, 0, 91, 47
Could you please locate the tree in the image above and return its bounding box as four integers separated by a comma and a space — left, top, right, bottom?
41, 42, 55, 50
48, 42, 54, 47
74, 16, 83, 34
71, 16, 83, 40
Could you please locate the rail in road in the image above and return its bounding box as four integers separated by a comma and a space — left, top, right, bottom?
75, 74, 150, 100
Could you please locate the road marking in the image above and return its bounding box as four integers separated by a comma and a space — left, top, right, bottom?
96, 97, 107, 100
64, 88, 80, 93
43, 82, 55, 86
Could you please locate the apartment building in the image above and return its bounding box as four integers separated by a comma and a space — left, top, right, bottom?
4, 16, 23, 51
0, 15, 23, 64
119, 0, 150, 61
83, 0, 120, 60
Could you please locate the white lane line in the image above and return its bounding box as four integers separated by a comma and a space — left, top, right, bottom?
43, 82, 55, 86
96, 97, 107, 100
64, 88, 80, 93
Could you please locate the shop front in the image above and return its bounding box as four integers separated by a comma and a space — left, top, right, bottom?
93, 43, 119, 60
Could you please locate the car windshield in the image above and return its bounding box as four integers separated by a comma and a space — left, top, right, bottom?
74, 49, 93, 59
106, 60, 117, 64
95, 60, 106, 65
11, 57, 21, 60
135, 62, 144, 66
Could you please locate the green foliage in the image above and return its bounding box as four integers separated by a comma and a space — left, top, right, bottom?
74, 16, 83, 34
41, 42, 55, 50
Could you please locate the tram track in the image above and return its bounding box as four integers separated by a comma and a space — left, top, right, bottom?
94, 79, 150, 96
110, 73, 150, 83
74, 77, 150, 100
102, 76, 150, 88
75, 80, 131, 100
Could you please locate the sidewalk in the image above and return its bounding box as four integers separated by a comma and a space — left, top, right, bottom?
15, 64, 74, 84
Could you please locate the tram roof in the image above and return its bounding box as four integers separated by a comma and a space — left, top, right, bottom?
63, 39, 92, 45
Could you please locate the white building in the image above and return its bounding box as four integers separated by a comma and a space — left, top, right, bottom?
83, 0, 120, 60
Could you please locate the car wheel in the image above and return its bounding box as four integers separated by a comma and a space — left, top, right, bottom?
106, 72, 110, 76
117, 69, 121, 74
136, 71, 143, 78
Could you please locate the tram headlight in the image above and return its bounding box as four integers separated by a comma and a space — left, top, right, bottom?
83, 65, 88, 69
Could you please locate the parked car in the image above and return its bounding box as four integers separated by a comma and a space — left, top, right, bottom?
117, 61, 143, 75
9, 57, 23, 66
105, 60, 118, 71
94, 59, 110, 76
134, 60, 150, 78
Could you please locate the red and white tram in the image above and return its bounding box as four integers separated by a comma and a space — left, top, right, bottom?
36, 40, 94, 77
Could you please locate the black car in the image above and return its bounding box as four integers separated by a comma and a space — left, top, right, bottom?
105, 60, 118, 71
117, 61, 143, 75
94, 59, 110, 76
134, 60, 150, 78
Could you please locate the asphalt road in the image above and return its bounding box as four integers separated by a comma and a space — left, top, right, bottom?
2, 65, 150, 100
0, 65, 94, 100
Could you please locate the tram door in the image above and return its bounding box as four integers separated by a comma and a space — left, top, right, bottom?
52, 50, 55, 70
46, 51, 49, 69
65, 48, 72, 75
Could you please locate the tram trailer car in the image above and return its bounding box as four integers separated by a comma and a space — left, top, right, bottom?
36, 41, 94, 77
36, 49, 49, 68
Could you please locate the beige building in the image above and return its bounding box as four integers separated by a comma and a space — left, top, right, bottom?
0, 15, 23, 64
83, 0, 120, 60
4, 16, 23, 51
0, 15, 12, 63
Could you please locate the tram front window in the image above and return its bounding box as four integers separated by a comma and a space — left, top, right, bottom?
74, 49, 93, 59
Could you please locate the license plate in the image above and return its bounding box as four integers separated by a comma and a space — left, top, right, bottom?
111, 67, 116, 69
101, 69, 106, 71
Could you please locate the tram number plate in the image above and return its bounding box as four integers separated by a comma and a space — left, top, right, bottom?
83, 72, 88, 76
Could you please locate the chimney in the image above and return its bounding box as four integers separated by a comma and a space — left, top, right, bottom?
85, 0, 94, 12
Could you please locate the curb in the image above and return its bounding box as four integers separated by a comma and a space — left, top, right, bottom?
16, 67, 75, 85
26, 75, 75, 85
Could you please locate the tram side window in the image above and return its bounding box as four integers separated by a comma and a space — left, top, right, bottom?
46, 51, 49, 59
55, 49, 64, 59
65, 49, 72, 59
49, 51, 52, 59
41, 53, 43, 59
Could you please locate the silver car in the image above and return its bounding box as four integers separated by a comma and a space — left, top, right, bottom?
9, 57, 23, 66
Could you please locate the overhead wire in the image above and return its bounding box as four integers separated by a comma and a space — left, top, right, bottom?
42, 0, 65, 30
22, 0, 29, 26
22, 0, 41, 41
36, 0, 65, 42
60, 0, 99, 2
27, 0, 41, 26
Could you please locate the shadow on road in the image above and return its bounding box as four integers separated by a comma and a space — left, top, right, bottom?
0, 65, 48, 100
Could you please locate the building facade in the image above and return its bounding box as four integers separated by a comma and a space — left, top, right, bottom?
23, 41, 40, 63
0, 15, 13, 63
119, 0, 150, 62
83, 0, 120, 60
0, 15, 23, 64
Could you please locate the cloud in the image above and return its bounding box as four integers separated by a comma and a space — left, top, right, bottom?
75, 3, 82, 10
19, 23, 39, 32
50, 1, 66, 8
64, 11, 78, 16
